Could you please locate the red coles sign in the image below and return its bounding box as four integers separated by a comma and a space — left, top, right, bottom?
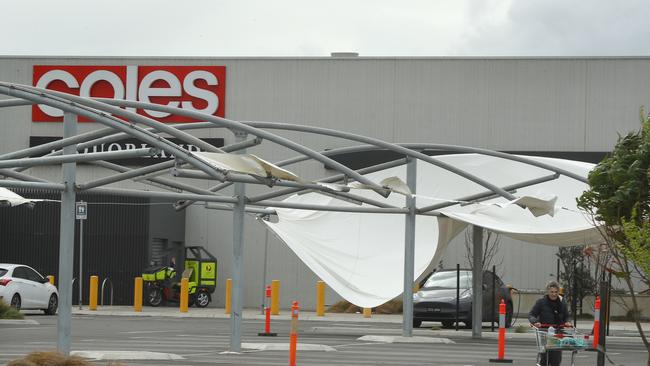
32, 65, 226, 123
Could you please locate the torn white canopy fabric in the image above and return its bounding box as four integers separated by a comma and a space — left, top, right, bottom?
264, 154, 603, 308
194, 152, 301, 181
0, 187, 38, 207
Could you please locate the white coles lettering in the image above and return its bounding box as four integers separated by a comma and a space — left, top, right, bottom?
35, 70, 79, 117
182, 70, 219, 115
138, 70, 182, 118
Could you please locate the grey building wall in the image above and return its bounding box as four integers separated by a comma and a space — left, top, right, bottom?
1, 56, 649, 310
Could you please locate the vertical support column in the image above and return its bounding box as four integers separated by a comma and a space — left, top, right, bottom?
472, 225, 483, 339
230, 130, 247, 353
78, 218, 83, 310
402, 158, 417, 337
57, 112, 77, 355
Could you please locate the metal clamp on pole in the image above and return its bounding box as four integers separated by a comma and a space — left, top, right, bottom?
100, 277, 114, 306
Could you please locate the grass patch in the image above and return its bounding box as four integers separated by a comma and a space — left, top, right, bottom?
7, 351, 127, 366
514, 325, 529, 333
0, 299, 23, 320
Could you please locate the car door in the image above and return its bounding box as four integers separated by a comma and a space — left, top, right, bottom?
24, 267, 49, 308
11, 267, 36, 307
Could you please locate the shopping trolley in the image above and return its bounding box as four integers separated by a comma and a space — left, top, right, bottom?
532, 324, 589, 366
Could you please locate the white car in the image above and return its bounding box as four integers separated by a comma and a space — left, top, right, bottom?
0, 263, 58, 315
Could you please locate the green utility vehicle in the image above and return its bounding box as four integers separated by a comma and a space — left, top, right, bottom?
142, 246, 217, 308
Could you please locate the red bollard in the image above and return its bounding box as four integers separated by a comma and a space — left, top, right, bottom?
258, 285, 277, 337
289, 301, 299, 366
593, 296, 600, 349
489, 300, 513, 363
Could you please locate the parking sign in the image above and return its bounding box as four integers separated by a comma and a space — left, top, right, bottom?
76, 201, 87, 220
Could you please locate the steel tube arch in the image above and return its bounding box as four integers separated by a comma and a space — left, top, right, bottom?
0, 84, 225, 181
15, 85, 225, 155
94, 98, 389, 196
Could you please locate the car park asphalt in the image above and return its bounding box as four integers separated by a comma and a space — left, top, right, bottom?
1, 307, 648, 365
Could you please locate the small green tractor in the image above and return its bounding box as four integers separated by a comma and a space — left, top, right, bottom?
142, 246, 217, 308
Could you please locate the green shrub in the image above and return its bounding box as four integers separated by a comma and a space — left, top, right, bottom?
0, 299, 23, 319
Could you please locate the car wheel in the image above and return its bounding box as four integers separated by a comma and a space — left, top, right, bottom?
195, 290, 210, 308
146, 287, 163, 307
441, 320, 454, 328
413, 319, 422, 328
464, 320, 472, 329
44, 294, 58, 315
505, 301, 513, 328
10, 294, 21, 310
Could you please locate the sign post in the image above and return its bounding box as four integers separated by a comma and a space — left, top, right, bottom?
75, 201, 87, 310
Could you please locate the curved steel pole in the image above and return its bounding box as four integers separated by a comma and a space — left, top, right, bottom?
15, 84, 224, 154
93, 99, 389, 196
0, 84, 224, 181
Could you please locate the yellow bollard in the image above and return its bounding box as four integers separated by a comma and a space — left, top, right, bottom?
225, 278, 232, 314
47, 275, 55, 286
89, 275, 98, 311
271, 280, 280, 315
134, 277, 143, 312
316, 281, 325, 316
180, 278, 189, 313
363, 307, 372, 318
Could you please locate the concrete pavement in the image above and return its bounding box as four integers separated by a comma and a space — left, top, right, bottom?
63, 305, 650, 338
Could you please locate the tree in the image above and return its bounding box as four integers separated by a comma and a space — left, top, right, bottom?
464, 227, 503, 274
555, 246, 599, 316
577, 109, 650, 365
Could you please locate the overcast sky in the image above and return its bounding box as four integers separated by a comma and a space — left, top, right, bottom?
4, 0, 649, 57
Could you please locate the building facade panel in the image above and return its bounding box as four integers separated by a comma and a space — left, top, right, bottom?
1, 56, 649, 310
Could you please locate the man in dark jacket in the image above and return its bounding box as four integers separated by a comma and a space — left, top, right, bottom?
529, 280, 572, 366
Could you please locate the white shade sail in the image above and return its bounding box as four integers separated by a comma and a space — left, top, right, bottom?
265, 154, 603, 308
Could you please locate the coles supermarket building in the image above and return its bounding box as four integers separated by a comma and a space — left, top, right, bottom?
0, 56, 648, 309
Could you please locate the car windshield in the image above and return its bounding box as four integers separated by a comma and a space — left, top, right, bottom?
423, 271, 472, 289
0, 268, 6, 277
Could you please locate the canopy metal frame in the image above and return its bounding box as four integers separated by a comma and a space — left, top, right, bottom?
0, 81, 587, 353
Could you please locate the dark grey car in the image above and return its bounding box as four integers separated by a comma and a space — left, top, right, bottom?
412, 269, 513, 328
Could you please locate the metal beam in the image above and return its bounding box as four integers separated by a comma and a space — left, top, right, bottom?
0, 148, 158, 168
0, 180, 65, 191
204, 202, 275, 216
94, 99, 389, 196
402, 158, 417, 337
57, 112, 77, 355
230, 131, 247, 352
251, 200, 410, 214
418, 173, 561, 213
248, 158, 409, 202
19, 86, 225, 154
0, 84, 225, 181
472, 226, 483, 339
0, 169, 50, 183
